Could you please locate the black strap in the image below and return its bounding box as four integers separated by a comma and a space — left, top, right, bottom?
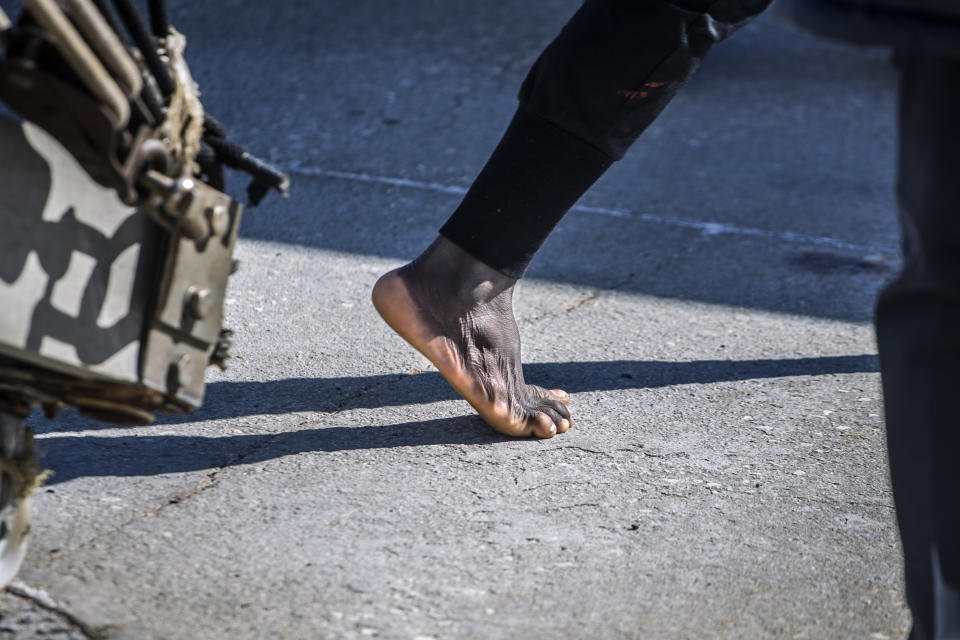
147, 0, 168, 39
110, 0, 174, 97
204, 131, 290, 206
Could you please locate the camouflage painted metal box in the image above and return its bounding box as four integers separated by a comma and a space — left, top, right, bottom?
0, 114, 239, 424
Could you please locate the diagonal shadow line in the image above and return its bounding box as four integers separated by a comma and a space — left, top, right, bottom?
32, 354, 878, 435
33, 354, 878, 484
151, 354, 878, 425
37, 415, 503, 484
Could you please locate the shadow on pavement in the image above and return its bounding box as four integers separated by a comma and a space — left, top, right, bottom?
35, 353, 877, 483
165, 353, 879, 422
37, 415, 502, 484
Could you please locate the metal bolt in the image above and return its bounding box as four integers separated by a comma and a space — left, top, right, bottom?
172, 178, 195, 212
206, 204, 229, 237
165, 177, 196, 217
185, 285, 213, 320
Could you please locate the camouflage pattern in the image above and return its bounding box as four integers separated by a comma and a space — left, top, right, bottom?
0, 114, 159, 383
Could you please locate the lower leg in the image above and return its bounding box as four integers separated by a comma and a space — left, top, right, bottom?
372, 237, 570, 438
375, 0, 771, 436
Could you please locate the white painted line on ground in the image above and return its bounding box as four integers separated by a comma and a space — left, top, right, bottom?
298, 166, 469, 197
288, 165, 897, 255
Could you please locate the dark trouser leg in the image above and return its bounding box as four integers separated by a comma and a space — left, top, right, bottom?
439, 0, 773, 278
876, 51, 960, 640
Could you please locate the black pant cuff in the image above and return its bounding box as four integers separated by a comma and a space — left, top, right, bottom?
439, 106, 613, 279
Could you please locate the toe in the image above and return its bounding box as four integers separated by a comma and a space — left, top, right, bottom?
530, 412, 557, 439
539, 404, 566, 435
545, 396, 571, 420
540, 397, 572, 430
550, 389, 570, 406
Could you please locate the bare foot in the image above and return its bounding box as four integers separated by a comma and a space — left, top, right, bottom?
372, 237, 572, 438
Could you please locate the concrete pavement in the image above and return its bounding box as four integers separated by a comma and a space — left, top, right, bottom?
0, 1, 909, 638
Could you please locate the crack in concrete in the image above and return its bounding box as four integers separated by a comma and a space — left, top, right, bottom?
641, 450, 691, 459
6, 581, 104, 639
116, 468, 220, 530
519, 274, 637, 328
545, 445, 616, 459
543, 502, 603, 512
563, 292, 602, 315
778, 493, 895, 511
70, 419, 318, 554
521, 480, 609, 492
521, 291, 599, 326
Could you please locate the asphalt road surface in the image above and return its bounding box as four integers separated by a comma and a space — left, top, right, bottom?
1, 1, 910, 638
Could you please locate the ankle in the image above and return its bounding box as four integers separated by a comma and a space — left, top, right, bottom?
408, 236, 516, 306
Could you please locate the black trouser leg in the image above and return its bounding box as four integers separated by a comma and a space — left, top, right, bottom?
876, 50, 960, 640
439, 0, 772, 278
